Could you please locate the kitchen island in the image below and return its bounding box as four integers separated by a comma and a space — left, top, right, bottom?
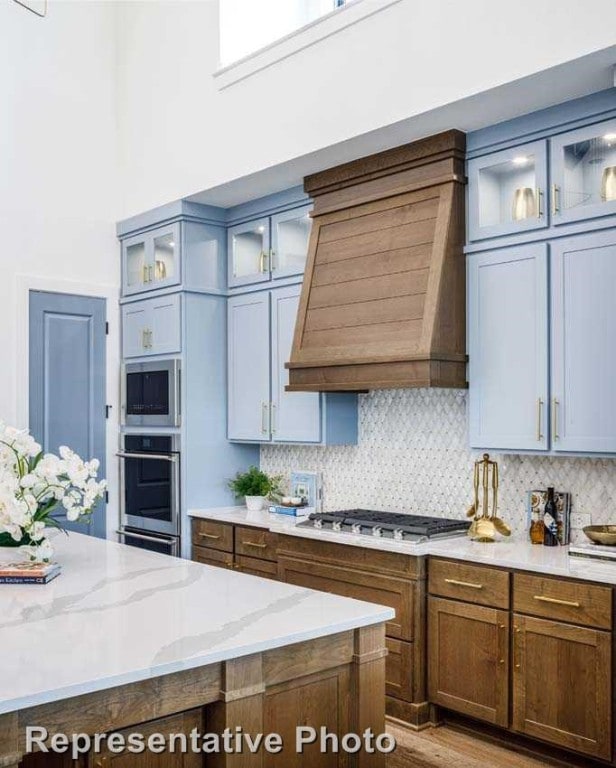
0, 532, 393, 767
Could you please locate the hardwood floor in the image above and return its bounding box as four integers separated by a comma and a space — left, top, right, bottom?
386, 722, 572, 768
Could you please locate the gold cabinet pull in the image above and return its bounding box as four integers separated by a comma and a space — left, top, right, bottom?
536, 187, 544, 218
261, 402, 269, 434
552, 397, 560, 441
242, 541, 267, 549
271, 402, 276, 434
533, 594, 580, 608
551, 183, 561, 214
199, 532, 221, 540
444, 578, 483, 590
258, 251, 267, 273
536, 397, 544, 441
498, 623, 506, 665
142, 264, 148, 284
270, 249, 276, 270
142, 329, 148, 349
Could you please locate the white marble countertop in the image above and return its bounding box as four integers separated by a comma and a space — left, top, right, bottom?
189, 505, 302, 531
0, 532, 393, 716
190, 507, 616, 586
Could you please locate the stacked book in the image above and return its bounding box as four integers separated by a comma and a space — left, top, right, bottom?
0, 561, 61, 584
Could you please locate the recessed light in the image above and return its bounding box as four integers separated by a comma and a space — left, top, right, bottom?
257, 226, 265, 233
512, 156, 530, 166
603, 133, 616, 143
168, 241, 175, 247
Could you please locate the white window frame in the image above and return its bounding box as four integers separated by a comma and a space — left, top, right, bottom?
214, 0, 402, 90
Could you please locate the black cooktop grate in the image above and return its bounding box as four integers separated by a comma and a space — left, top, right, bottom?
307, 509, 470, 536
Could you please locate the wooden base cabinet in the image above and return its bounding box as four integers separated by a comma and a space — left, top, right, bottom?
428, 597, 509, 727
511, 614, 612, 761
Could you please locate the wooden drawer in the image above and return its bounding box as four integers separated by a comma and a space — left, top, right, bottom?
235, 526, 278, 562
192, 545, 233, 569
235, 555, 278, 580
278, 554, 414, 640
429, 558, 510, 609
385, 637, 413, 702
513, 573, 612, 630
191, 518, 233, 553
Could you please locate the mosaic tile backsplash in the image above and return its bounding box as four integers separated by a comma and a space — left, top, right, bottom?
261, 389, 616, 545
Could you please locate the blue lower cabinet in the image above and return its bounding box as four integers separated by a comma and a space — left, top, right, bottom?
228, 285, 357, 445
122, 293, 182, 358
468, 244, 549, 451
551, 231, 616, 453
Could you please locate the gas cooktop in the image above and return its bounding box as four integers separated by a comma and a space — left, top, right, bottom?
298, 509, 471, 543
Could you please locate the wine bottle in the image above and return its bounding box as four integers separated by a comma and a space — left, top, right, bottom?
543, 487, 559, 546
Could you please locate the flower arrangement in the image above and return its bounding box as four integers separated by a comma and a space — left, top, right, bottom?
0, 423, 107, 562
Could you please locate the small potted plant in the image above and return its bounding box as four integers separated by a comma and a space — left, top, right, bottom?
228, 466, 281, 512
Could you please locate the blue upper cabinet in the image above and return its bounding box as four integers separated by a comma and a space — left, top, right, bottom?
227, 283, 357, 446
122, 223, 181, 296
270, 204, 312, 280
120, 217, 226, 298
551, 119, 616, 226
468, 140, 549, 242
122, 293, 182, 359
227, 217, 271, 288
468, 244, 549, 451
551, 231, 616, 453
228, 206, 312, 288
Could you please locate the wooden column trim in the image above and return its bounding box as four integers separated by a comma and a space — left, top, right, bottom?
350, 624, 387, 768
219, 653, 266, 703
0, 713, 20, 768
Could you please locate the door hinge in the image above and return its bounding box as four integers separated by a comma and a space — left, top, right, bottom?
105, 321, 109, 335
104, 490, 109, 504
105, 405, 112, 419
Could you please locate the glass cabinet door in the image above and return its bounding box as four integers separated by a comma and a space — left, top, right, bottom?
151, 223, 181, 289
551, 120, 616, 225
271, 205, 312, 279
228, 217, 271, 287
468, 140, 548, 241
123, 235, 148, 295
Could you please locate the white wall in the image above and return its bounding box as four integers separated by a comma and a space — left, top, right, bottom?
0, 0, 120, 535
116, 0, 616, 217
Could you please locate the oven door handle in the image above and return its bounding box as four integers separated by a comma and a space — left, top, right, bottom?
116, 529, 176, 545
116, 451, 179, 462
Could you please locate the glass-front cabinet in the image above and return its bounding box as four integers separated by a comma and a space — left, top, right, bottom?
468, 140, 548, 241
122, 223, 181, 296
228, 205, 312, 287
551, 120, 616, 225
228, 217, 271, 288
271, 205, 312, 279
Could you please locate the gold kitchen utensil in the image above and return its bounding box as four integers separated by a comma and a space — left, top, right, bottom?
467, 454, 510, 542
512, 187, 536, 220
601, 166, 616, 202
583, 525, 616, 545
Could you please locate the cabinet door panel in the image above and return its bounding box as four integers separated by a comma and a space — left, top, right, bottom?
228, 218, 271, 288
512, 614, 611, 760
151, 222, 181, 290
428, 597, 509, 727
122, 303, 149, 358
122, 233, 150, 297
227, 292, 271, 441
468, 244, 548, 449
468, 140, 548, 241
271, 205, 312, 279
551, 232, 616, 452
550, 119, 616, 226
271, 286, 320, 443
150, 294, 181, 355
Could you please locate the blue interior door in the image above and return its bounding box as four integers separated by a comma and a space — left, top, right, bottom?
29, 291, 107, 537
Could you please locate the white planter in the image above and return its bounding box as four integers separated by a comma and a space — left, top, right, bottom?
245, 495, 266, 512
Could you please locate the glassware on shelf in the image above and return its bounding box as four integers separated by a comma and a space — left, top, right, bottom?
601, 166, 616, 202
512, 187, 536, 221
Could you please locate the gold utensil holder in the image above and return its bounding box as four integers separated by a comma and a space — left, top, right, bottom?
468, 453, 511, 542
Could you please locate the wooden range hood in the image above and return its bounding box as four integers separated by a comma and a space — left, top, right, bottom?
286, 130, 467, 392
